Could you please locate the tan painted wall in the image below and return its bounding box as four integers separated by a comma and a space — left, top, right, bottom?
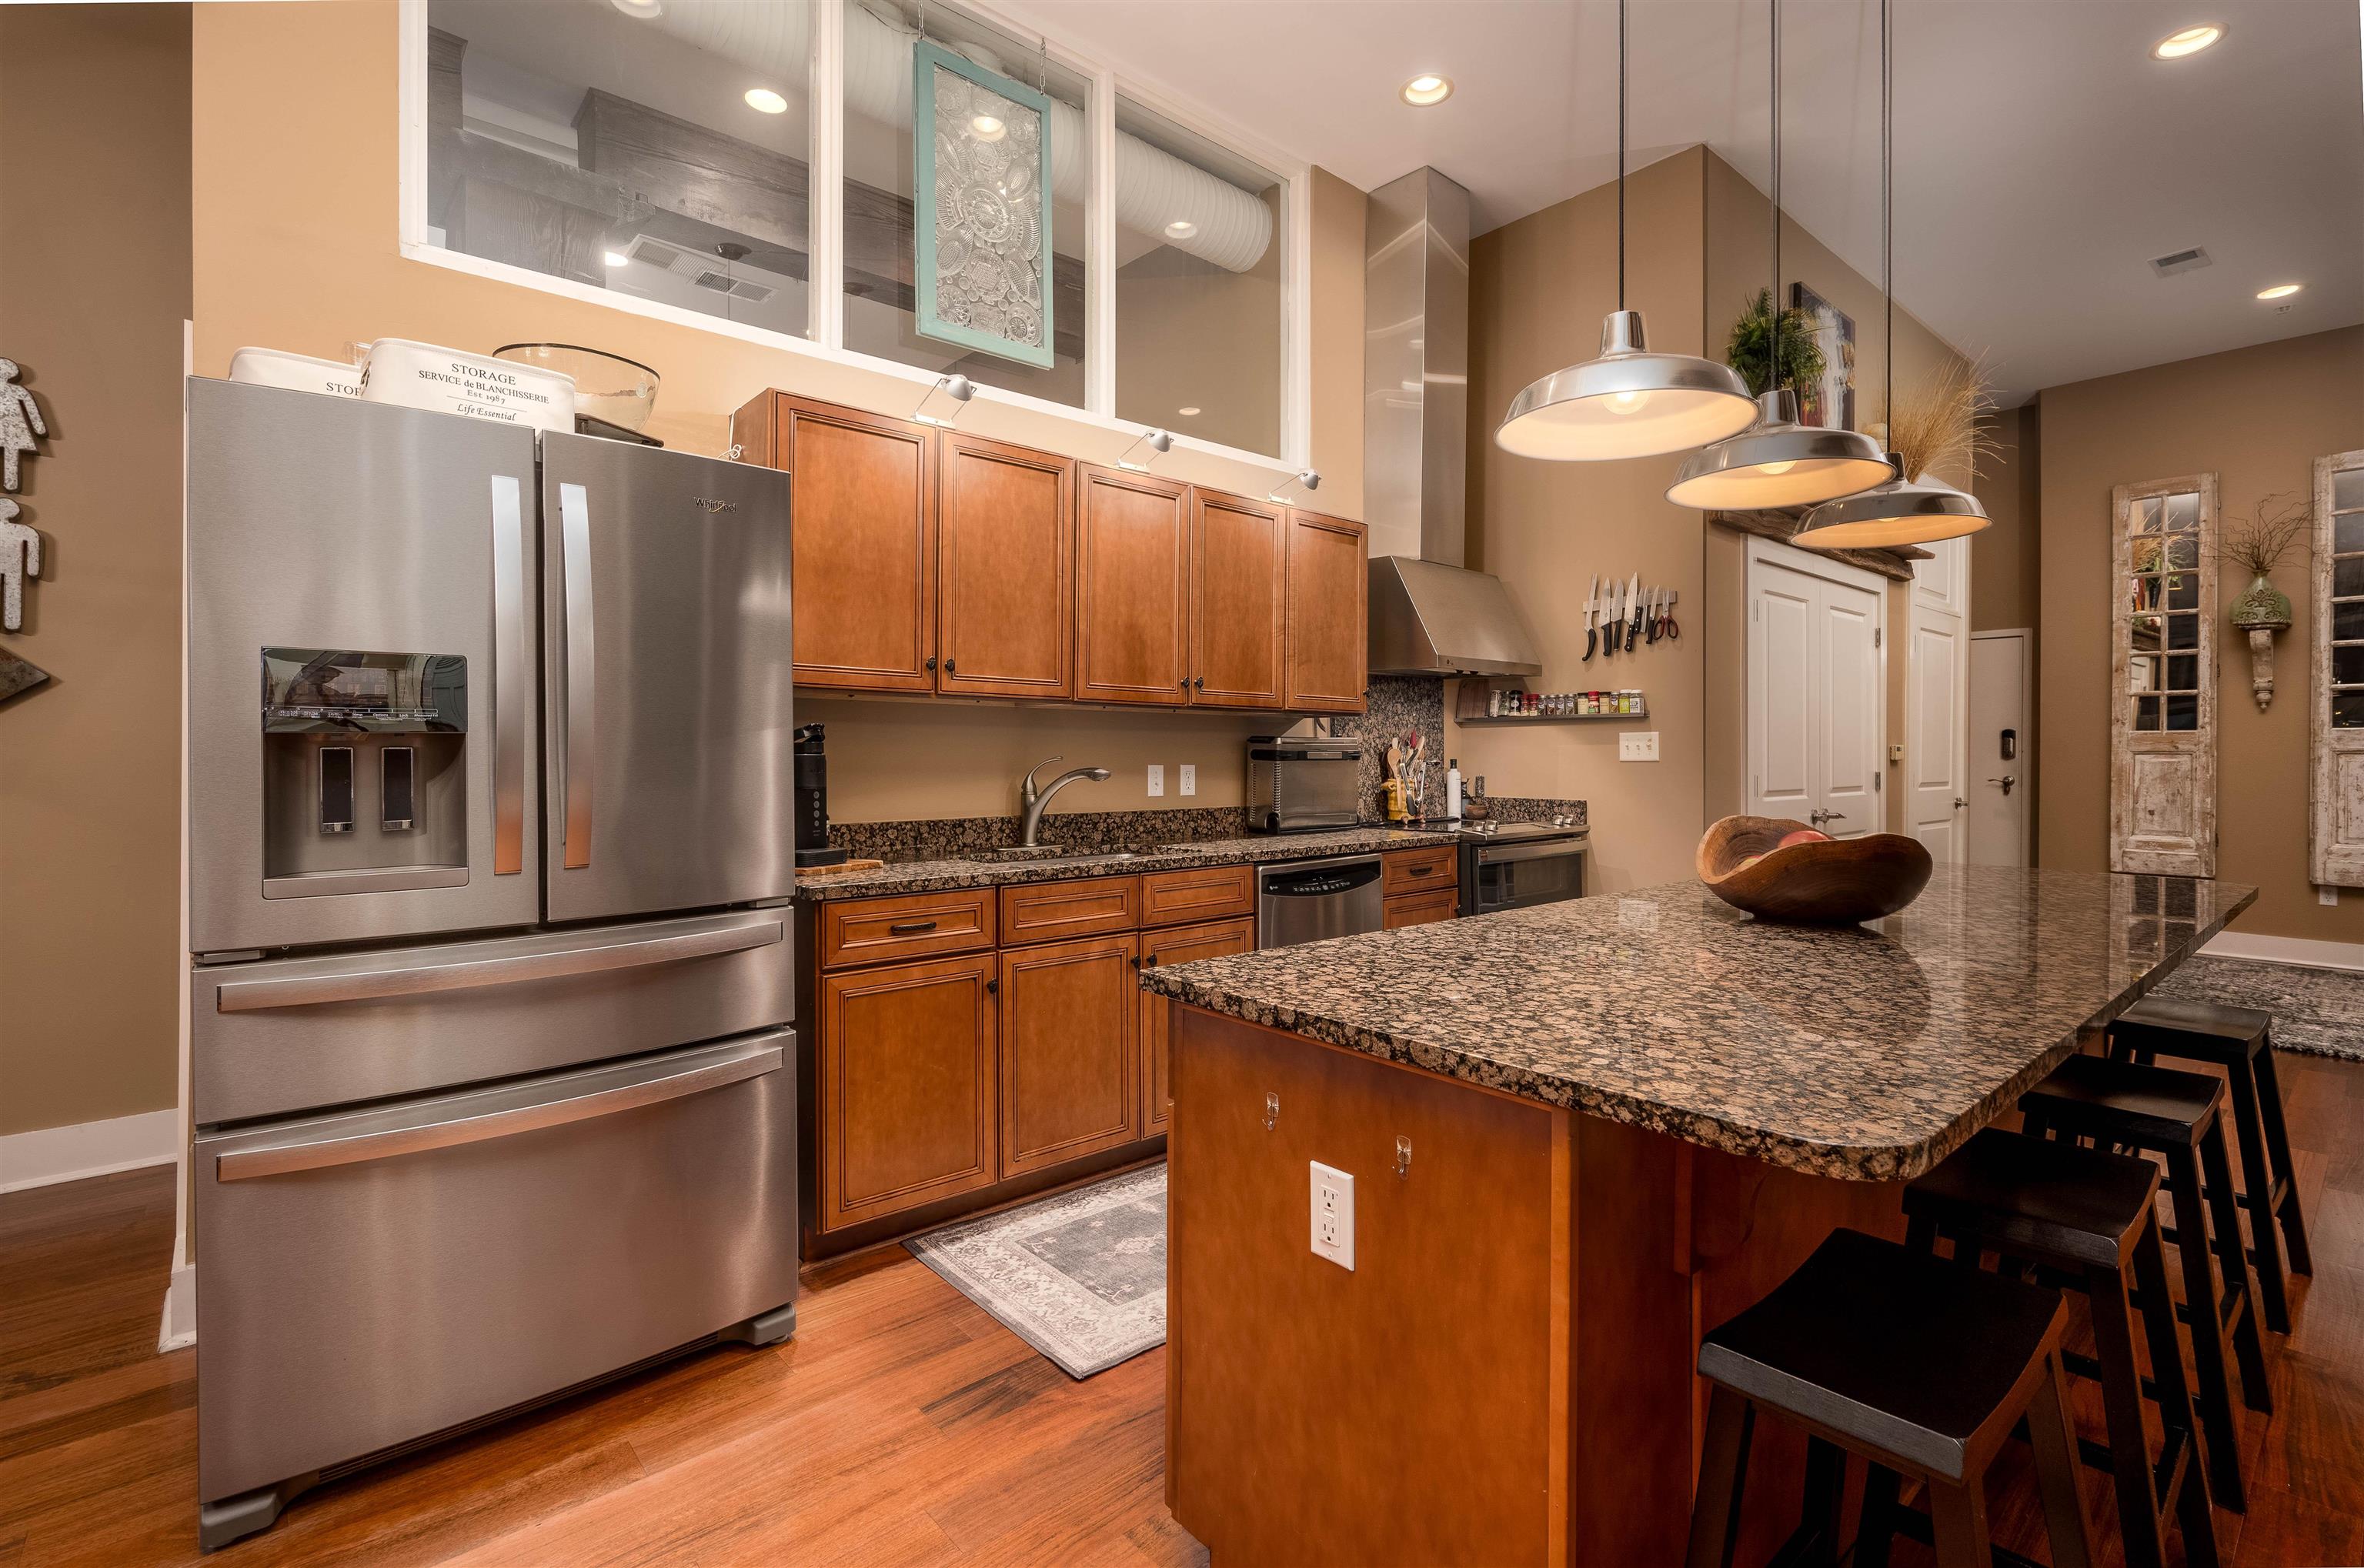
1455, 149, 1709, 892
1972, 404, 2041, 633
192, 1, 1369, 833
0, 5, 192, 1136
2038, 326, 2364, 941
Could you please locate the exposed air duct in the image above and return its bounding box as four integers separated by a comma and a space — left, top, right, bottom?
630, 0, 1275, 273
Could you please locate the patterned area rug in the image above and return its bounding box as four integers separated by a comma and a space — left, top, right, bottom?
907, 1164, 1166, 1379
2156, 956, 2364, 1062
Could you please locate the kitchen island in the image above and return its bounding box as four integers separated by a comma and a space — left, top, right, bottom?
1140, 865, 2255, 1566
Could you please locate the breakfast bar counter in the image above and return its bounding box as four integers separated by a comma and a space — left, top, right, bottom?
1141, 866, 2254, 1565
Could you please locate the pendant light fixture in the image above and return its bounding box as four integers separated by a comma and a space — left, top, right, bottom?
1496, 0, 1758, 462
1791, 0, 1987, 549
1665, 0, 1892, 511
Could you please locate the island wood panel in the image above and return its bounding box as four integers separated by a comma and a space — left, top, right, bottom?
778, 397, 937, 691
937, 433, 1073, 699
816, 953, 998, 1233
1139, 862, 1255, 928
1285, 509, 1370, 712
1188, 488, 1287, 709
1140, 916, 1256, 1134
1076, 465, 1192, 704
999, 933, 1140, 1177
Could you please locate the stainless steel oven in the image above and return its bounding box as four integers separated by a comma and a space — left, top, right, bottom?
1460, 825, 1588, 916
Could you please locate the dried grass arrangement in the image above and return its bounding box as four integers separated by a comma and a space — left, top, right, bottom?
2221, 491, 2308, 580
1888, 358, 2000, 486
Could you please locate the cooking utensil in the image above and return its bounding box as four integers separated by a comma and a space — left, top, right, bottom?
1626, 572, 1644, 649
1582, 574, 1599, 662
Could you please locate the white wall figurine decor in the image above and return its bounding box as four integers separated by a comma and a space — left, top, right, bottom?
0, 358, 45, 492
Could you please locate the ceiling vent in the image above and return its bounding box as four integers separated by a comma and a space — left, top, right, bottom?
2149, 246, 2212, 278
623, 235, 777, 303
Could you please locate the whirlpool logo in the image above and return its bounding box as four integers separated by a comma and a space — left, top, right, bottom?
692, 497, 739, 514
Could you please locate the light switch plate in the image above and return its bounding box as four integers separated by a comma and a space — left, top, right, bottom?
1310, 1160, 1354, 1270
1147, 764, 1164, 797
1618, 731, 1660, 762
1179, 763, 1197, 796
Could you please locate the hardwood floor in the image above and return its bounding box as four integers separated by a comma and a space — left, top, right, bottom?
3, 1052, 2359, 1566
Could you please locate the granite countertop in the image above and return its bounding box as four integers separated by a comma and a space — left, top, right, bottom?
791, 825, 1461, 901
1142, 865, 2257, 1181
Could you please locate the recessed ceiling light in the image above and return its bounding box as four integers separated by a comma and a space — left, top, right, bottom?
1401, 73, 1454, 107
609, 0, 663, 17
2152, 23, 2224, 59
1177, 406, 1200, 416
2257, 283, 2302, 300
744, 87, 788, 114
1165, 219, 1198, 240
970, 113, 1006, 142
603, 250, 630, 268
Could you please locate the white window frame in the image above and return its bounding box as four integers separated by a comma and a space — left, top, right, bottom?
394, 0, 1313, 474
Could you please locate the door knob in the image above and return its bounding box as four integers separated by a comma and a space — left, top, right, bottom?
1952, 796, 1968, 809
1987, 774, 2017, 796
1808, 809, 1847, 826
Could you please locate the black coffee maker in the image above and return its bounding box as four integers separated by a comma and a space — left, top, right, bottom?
794, 724, 848, 868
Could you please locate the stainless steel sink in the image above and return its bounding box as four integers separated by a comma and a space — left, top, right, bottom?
973, 847, 1140, 866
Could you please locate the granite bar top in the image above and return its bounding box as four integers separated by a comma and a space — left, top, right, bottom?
1142, 866, 2256, 1182
792, 825, 1461, 902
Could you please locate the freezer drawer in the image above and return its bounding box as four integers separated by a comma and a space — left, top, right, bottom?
195, 1031, 797, 1510
192, 909, 792, 1124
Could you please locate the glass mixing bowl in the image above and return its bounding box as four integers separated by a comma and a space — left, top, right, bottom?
493, 343, 660, 432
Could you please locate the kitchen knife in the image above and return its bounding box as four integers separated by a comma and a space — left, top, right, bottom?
1603, 580, 1619, 656
1582, 574, 1599, 661
1626, 572, 1644, 650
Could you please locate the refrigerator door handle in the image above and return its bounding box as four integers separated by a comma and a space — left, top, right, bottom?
559, 481, 596, 870
212, 916, 784, 1013
212, 1037, 784, 1182
489, 475, 528, 876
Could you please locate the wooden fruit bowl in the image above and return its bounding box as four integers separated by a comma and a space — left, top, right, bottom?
1696, 814, 1934, 926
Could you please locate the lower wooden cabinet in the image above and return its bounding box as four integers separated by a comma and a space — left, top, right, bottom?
1140, 916, 1257, 1133
1000, 932, 1141, 1177
1383, 886, 1460, 929
816, 952, 998, 1233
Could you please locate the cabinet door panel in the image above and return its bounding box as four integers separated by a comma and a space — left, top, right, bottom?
1286, 509, 1369, 712
940, 434, 1074, 699
819, 953, 996, 1231
1383, 887, 1460, 929
1140, 916, 1255, 1133
783, 398, 935, 691
1077, 465, 1191, 705
1190, 489, 1287, 709
1000, 933, 1140, 1176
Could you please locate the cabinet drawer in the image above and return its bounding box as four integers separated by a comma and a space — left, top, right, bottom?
1140, 862, 1255, 928
998, 874, 1141, 945
820, 886, 996, 969
1383, 886, 1460, 929
1382, 845, 1457, 896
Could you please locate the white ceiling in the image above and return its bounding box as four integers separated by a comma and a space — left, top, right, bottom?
1000, 0, 2364, 405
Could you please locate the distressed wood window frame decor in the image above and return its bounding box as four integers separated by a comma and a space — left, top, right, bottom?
2311, 449, 2364, 886
2109, 474, 2218, 877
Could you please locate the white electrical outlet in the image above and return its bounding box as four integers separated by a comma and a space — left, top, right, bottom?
1146, 764, 1164, 797
2322, 886, 2341, 907
1310, 1160, 1354, 1271
1179, 763, 1197, 796
1618, 731, 1661, 762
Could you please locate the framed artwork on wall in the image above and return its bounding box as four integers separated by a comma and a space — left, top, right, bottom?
1790, 282, 1857, 432
913, 40, 1057, 369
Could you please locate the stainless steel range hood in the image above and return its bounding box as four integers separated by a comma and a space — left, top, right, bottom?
1363, 168, 1543, 679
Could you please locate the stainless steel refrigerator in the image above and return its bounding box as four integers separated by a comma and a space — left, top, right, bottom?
182, 379, 799, 1550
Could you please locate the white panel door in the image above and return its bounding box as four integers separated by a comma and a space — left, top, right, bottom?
1747, 544, 1886, 841
1968, 632, 2032, 866
1908, 539, 1972, 864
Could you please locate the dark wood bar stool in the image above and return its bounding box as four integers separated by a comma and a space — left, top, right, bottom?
2110, 996, 2314, 1333
1686, 1227, 2094, 1568
2019, 1055, 2272, 1488
1903, 1128, 2223, 1563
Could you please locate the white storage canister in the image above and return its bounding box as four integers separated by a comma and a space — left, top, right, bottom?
228, 348, 364, 398
357, 339, 575, 432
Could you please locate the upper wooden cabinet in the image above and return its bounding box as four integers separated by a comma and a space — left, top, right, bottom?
1286, 509, 1370, 712
938, 433, 1074, 700
1077, 465, 1193, 705
1190, 489, 1288, 709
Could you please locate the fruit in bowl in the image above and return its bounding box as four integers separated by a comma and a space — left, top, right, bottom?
1696, 814, 1932, 926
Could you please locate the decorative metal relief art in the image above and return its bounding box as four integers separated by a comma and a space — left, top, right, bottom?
2310, 450, 2364, 886
0, 355, 50, 700
2110, 475, 2218, 878
912, 40, 1056, 369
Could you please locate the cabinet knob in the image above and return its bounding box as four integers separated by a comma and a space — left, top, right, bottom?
926, 656, 937, 672
985, 978, 998, 995
945, 658, 957, 673
1193, 676, 1204, 689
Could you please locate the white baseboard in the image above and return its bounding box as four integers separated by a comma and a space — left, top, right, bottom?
0, 1108, 180, 1194
159, 1259, 197, 1353
2202, 930, 2364, 972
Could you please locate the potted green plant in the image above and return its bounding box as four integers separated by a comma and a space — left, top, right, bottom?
2222, 492, 2306, 710
1724, 288, 1824, 399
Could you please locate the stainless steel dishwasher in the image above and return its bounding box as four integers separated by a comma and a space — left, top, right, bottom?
1257, 853, 1385, 948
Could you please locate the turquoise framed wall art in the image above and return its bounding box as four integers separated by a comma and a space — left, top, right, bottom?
912, 40, 1057, 369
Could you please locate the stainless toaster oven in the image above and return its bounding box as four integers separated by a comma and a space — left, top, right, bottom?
1247, 734, 1363, 832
